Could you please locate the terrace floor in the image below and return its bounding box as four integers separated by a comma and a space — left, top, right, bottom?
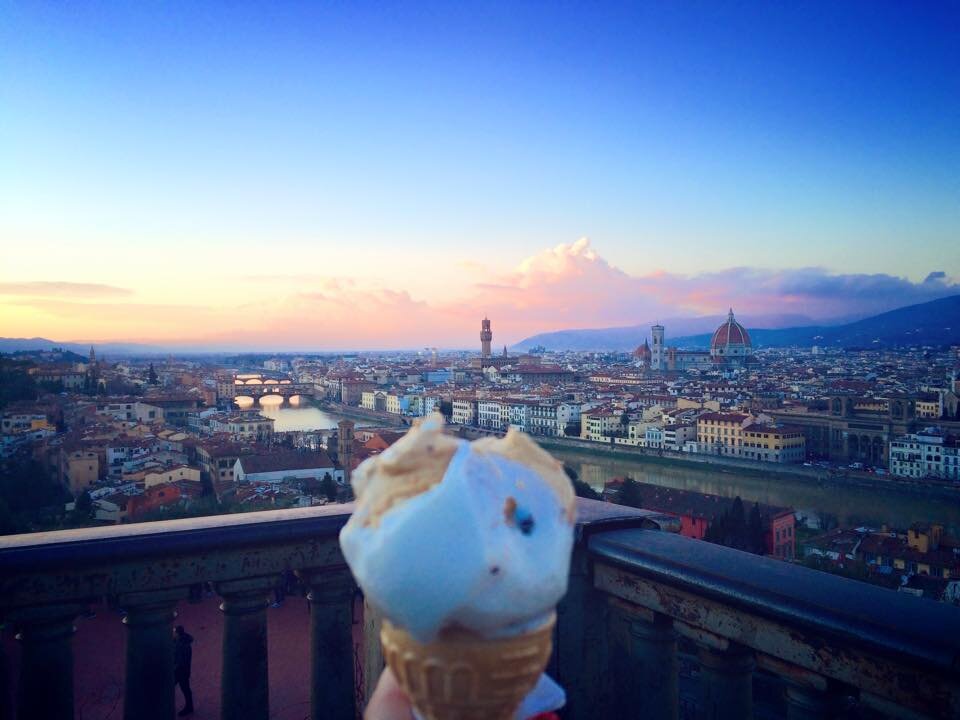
2, 592, 325, 720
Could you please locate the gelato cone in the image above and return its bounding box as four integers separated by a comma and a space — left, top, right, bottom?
340, 414, 575, 719
380, 613, 555, 720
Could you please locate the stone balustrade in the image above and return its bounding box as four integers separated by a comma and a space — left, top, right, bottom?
1, 498, 958, 719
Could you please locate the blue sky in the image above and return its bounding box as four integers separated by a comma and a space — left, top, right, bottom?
1, 2, 958, 346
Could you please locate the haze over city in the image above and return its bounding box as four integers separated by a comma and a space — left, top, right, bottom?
2, 2, 959, 349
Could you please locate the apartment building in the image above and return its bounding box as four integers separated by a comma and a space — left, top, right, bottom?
696, 412, 752, 457
890, 429, 960, 480
451, 396, 477, 426
741, 423, 806, 464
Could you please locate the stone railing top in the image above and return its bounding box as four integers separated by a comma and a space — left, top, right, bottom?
590, 527, 960, 675
569, 497, 680, 537
0, 504, 355, 574
0, 498, 674, 570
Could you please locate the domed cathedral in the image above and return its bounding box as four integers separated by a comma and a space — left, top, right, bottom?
646, 309, 755, 373
632, 338, 652, 367
710, 309, 754, 368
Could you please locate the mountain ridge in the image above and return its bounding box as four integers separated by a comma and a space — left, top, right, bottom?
512, 295, 960, 351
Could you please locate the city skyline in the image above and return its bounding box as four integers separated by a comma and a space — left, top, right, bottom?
2, 3, 958, 348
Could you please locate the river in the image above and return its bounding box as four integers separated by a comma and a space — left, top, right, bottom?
552, 447, 960, 535
231, 400, 959, 533
234, 396, 373, 432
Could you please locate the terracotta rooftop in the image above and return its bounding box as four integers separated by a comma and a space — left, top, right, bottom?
239, 451, 337, 475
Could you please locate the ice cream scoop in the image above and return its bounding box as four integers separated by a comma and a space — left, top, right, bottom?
340, 414, 575, 643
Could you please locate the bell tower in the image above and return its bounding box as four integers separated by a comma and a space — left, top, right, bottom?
337, 419, 355, 491
480, 317, 492, 358
651, 324, 665, 371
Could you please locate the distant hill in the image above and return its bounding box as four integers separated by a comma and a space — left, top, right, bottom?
511, 313, 819, 352
0, 337, 162, 356
513, 296, 960, 351
671, 295, 960, 349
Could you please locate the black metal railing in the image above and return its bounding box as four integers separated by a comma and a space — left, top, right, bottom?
1, 498, 958, 720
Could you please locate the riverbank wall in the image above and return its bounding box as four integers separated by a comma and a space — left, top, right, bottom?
314, 401, 408, 427
531, 434, 960, 499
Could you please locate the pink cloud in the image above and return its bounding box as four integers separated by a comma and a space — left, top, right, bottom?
9, 239, 957, 349
0, 281, 132, 298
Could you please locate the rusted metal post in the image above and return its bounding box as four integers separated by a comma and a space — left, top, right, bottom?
698, 643, 754, 720
119, 588, 186, 720
298, 567, 356, 720
217, 577, 275, 720
9, 603, 84, 720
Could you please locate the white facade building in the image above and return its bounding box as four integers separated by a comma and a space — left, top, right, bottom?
477, 400, 504, 430
889, 430, 960, 481
451, 398, 477, 426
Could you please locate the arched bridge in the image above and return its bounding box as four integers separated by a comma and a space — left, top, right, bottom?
218, 373, 315, 405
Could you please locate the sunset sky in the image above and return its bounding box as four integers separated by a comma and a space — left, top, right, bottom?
1, 3, 958, 350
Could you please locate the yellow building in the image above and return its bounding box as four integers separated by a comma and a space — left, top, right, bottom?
915, 394, 941, 419
677, 398, 721, 412
63, 448, 100, 496
696, 412, 752, 457
581, 409, 623, 441
386, 394, 402, 415
741, 423, 806, 463
144, 465, 201, 488
907, 523, 943, 554
1, 412, 52, 434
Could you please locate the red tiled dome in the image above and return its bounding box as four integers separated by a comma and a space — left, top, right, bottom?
711, 309, 751, 350
633, 339, 651, 360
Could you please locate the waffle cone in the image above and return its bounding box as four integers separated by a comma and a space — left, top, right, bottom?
380, 613, 555, 720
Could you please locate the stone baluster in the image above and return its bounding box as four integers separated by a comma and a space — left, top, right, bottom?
673, 620, 756, 720
697, 642, 755, 720
118, 588, 188, 720
756, 654, 836, 720
1, 626, 11, 720
610, 598, 678, 720
216, 576, 276, 720
8, 603, 85, 720
360, 594, 385, 707
298, 567, 356, 720
555, 545, 612, 718
784, 681, 831, 720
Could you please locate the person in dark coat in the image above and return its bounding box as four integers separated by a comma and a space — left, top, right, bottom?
173, 625, 194, 716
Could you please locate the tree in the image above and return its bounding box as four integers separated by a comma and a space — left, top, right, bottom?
439, 400, 453, 419
564, 420, 581, 437
148, 363, 159, 385
0, 498, 25, 536
748, 502, 765, 554
704, 496, 767, 555
0, 458, 71, 520
618, 477, 644, 509
70, 490, 93, 523
320, 472, 338, 502
573, 479, 601, 500
0, 359, 38, 409
565, 462, 600, 500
